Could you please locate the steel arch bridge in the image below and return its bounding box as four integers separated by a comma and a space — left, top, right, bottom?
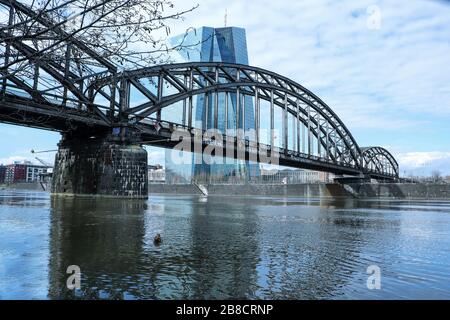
89, 62, 398, 179
0, 0, 399, 180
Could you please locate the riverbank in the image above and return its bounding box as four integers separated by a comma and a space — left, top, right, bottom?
0, 182, 45, 191
348, 183, 450, 199
2, 182, 449, 199
148, 183, 450, 199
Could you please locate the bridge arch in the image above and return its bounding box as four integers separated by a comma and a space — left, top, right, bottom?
361, 147, 399, 178
93, 62, 365, 168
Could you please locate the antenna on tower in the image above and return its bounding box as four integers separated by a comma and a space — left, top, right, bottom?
224, 9, 227, 27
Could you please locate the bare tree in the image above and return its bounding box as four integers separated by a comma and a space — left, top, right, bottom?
1, 0, 198, 71
0, 0, 199, 124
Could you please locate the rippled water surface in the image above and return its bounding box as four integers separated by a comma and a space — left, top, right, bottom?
0, 190, 449, 299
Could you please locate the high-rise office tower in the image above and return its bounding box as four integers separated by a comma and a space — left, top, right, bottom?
165, 26, 260, 184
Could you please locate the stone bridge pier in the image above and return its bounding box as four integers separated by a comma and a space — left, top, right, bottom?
51, 128, 148, 199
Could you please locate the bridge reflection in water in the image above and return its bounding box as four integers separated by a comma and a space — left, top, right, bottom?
47, 195, 387, 300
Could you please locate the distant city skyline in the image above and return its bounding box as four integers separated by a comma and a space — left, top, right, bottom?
1, 0, 450, 176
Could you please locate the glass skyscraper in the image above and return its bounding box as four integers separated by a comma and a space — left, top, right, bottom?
165, 26, 260, 184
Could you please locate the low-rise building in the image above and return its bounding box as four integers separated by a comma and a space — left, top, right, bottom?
26, 164, 49, 182
148, 164, 165, 183
5, 162, 27, 183
3, 161, 51, 183
260, 168, 333, 184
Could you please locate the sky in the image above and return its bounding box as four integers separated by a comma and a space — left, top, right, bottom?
1, 0, 450, 176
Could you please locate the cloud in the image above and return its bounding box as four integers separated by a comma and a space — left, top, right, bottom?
0, 156, 29, 166
396, 152, 450, 176
146, 147, 166, 166
0, 154, 54, 166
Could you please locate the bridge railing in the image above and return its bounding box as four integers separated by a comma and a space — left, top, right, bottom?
138, 117, 362, 174
140, 117, 397, 179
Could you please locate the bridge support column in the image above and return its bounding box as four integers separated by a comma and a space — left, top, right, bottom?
51, 130, 148, 199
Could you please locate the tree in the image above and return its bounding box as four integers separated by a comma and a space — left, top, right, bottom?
0, 0, 199, 123
1, 0, 198, 70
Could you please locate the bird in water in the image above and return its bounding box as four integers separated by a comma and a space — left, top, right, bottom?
154, 233, 162, 245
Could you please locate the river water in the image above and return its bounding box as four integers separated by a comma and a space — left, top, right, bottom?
0, 190, 449, 300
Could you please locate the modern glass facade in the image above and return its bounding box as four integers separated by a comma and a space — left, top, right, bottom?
165, 27, 260, 184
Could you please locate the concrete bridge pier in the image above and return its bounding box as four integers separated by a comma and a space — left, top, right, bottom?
51, 129, 148, 199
